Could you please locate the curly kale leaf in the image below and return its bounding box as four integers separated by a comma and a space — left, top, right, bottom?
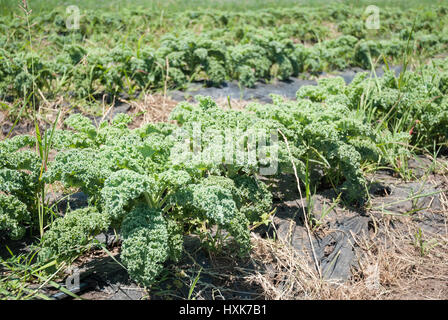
0, 134, 36, 153
0, 135, 42, 234
45, 148, 113, 197
120, 205, 172, 287
233, 175, 273, 223
188, 183, 239, 226
174, 181, 252, 254
64, 113, 98, 139
0, 194, 30, 240
38, 207, 110, 263
0, 168, 28, 194
101, 169, 157, 223
200, 175, 273, 224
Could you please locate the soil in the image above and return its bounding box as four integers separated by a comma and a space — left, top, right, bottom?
168, 65, 402, 104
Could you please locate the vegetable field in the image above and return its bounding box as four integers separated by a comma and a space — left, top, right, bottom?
0, 0, 447, 301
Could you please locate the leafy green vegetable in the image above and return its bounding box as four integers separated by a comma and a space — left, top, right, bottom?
0, 135, 41, 239
38, 207, 110, 263
0, 194, 30, 240
2, 4, 448, 101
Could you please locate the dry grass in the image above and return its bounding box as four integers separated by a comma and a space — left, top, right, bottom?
321, 21, 343, 39
0, 109, 6, 140
236, 219, 447, 300
240, 181, 448, 300
120, 93, 179, 126
245, 235, 326, 299
0, 92, 256, 140
214, 97, 251, 110
119, 94, 253, 129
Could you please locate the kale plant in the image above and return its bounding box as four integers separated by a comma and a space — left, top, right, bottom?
38, 112, 272, 287
0, 135, 41, 240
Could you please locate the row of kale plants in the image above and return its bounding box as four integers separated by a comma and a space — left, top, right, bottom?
1, 59, 447, 287
1, 3, 448, 101
1, 29, 447, 101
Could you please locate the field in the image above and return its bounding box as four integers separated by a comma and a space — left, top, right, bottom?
1, 0, 448, 301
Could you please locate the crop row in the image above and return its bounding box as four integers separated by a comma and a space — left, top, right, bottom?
1, 4, 448, 101
1, 58, 447, 287
1, 30, 447, 101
